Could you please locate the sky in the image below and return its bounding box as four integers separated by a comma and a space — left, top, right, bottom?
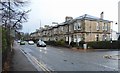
21, 0, 119, 33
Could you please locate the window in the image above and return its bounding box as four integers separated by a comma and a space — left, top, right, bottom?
96, 34, 99, 41
102, 23, 108, 31
102, 34, 107, 41
102, 23, 105, 30
96, 22, 100, 30
64, 26, 67, 33
74, 35, 77, 42
61, 27, 63, 31
107, 24, 110, 31
54, 28, 57, 34
105, 23, 108, 31
69, 25, 73, 32
77, 22, 81, 30
74, 22, 81, 30
74, 22, 76, 30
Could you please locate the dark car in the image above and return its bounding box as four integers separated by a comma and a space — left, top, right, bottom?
20, 41, 25, 45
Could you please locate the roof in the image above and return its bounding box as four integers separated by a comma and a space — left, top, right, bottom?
36, 14, 113, 32
74, 14, 112, 22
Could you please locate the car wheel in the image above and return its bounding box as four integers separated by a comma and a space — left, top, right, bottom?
37, 44, 39, 47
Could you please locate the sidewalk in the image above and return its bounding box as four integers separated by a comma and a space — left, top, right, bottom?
0, 52, 2, 73
10, 42, 37, 71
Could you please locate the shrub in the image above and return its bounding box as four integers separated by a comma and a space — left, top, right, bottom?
79, 41, 85, 48
70, 41, 78, 47
57, 39, 65, 46
45, 41, 56, 46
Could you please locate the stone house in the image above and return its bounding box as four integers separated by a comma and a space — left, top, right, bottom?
35, 14, 112, 45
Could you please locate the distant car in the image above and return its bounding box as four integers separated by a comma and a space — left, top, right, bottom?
36, 40, 46, 47
20, 41, 25, 45
17, 40, 21, 43
28, 41, 34, 45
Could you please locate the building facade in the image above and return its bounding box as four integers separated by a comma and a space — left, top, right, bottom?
31, 14, 112, 44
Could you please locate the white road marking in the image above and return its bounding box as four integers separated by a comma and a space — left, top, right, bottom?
92, 62, 118, 71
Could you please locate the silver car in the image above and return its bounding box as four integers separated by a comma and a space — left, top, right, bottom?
36, 40, 46, 47
28, 41, 34, 45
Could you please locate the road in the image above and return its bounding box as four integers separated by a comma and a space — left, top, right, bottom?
17, 41, 119, 71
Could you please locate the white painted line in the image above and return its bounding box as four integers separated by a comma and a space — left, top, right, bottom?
99, 64, 118, 71
93, 62, 118, 71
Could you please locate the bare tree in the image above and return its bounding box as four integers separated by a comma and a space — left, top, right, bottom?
0, 0, 31, 30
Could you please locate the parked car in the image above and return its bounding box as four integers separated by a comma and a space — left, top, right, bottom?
17, 40, 21, 43
20, 41, 25, 45
28, 41, 34, 45
36, 40, 46, 47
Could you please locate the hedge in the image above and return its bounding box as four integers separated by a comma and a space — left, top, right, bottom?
87, 41, 120, 49
45, 40, 69, 47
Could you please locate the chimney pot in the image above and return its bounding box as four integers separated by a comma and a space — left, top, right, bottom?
100, 12, 104, 19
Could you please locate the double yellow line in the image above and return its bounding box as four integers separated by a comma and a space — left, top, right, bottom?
31, 55, 50, 71
27, 53, 54, 73
20, 47, 54, 73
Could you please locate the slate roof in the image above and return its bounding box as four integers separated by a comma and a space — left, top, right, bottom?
39, 14, 113, 31
75, 14, 112, 22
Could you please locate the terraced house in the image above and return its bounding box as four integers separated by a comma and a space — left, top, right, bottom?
31, 13, 112, 45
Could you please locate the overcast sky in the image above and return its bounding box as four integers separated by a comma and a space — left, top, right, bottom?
21, 0, 119, 33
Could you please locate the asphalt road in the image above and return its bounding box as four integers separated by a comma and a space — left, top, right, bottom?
17, 41, 119, 71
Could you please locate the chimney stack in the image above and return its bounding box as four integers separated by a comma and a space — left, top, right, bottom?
65, 16, 73, 22
100, 12, 104, 19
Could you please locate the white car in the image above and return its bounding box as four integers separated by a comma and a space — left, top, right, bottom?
17, 40, 21, 43
28, 41, 34, 45
37, 40, 46, 47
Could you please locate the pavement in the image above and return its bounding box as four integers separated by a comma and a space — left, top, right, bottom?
0, 52, 2, 73
10, 41, 37, 71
